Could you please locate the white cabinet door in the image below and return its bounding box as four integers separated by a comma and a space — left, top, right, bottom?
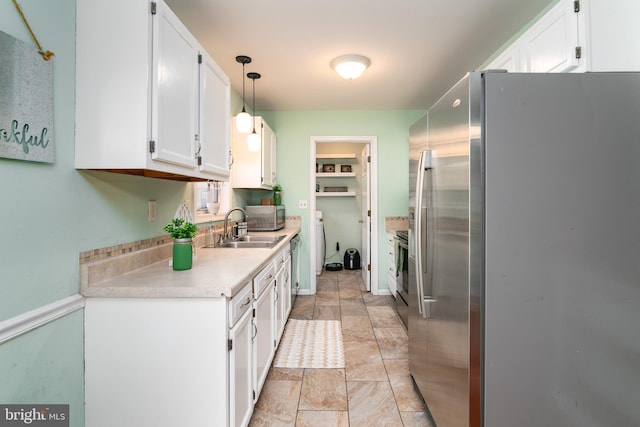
262, 120, 277, 187
485, 45, 521, 72
274, 248, 292, 346
231, 116, 276, 189
521, 0, 582, 73
151, 0, 199, 169
229, 307, 253, 427
253, 279, 275, 401
199, 51, 231, 179
282, 256, 292, 320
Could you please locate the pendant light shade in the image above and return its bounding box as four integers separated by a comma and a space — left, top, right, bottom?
247, 72, 261, 152
235, 55, 253, 133
330, 54, 370, 80
247, 131, 261, 152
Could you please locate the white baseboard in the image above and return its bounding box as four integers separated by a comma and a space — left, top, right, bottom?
0, 294, 85, 344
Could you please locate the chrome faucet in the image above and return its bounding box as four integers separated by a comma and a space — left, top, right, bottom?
223, 207, 247, 241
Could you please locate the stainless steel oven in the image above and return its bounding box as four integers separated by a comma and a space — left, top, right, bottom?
395, 230, 409, 328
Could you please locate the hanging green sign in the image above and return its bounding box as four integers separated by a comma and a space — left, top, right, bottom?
0, 30, 54, 163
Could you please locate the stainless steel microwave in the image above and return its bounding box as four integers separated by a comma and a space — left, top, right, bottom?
245, 205, 285, 231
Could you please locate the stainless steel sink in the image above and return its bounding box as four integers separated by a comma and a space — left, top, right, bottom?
205, 234, 285, 249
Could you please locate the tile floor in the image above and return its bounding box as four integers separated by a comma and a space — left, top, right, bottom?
248, 270, 434, 427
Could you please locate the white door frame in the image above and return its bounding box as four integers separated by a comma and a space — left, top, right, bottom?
309, 136, 379, 295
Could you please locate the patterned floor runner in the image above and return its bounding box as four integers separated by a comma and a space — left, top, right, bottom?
273, 319, 345, 369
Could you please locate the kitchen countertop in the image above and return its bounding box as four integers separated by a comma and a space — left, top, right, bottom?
81, 226, 300, 299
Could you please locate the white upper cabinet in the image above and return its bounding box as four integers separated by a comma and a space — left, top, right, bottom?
231, 117, 277, 189
152, 1, 200, 169
485, 0, 640, 74
75, 0, 230, 181
583, 0, 640, 71
484, 0, 584, 73
520, 0, 583, 73
199, 52, 231, 178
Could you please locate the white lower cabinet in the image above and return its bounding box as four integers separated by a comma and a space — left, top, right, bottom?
274, 246, 292, 345
252, 262, 276, 403
386, 232, 397, 296
84, 298, 228, 427
228, 283, 254, 427
85, 248, 293, 427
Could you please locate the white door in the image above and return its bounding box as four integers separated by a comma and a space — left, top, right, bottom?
360, 145, 371, 291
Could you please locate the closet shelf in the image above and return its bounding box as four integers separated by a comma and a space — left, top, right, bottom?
316, 191, 356, 197
316, 172, 356, 178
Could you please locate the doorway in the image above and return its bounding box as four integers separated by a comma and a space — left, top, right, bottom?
309, 136, 378, 295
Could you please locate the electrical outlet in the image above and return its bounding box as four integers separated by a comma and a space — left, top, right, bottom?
148, 200, 157, 221
298, 200, 308, 209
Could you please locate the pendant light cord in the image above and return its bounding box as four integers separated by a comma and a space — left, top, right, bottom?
12, 0, 54, 61
251, 76, 256, 132
241, 62, 247, 112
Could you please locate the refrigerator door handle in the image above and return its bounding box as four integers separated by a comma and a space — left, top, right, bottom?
416, 150, 433, 318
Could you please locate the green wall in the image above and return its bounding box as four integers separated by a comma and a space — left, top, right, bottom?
0, 2, 191, 424
260, 110, 424, 291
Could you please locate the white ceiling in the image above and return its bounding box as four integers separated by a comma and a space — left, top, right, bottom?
165, 0, 556, 111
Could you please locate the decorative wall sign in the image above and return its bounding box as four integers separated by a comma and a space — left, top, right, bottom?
0, 30, 54, 163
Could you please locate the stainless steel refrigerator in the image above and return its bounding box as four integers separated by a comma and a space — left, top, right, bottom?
408, 71, 640, 427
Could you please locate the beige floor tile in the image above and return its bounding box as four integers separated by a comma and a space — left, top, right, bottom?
298, 369, 348, 411
317, 277, 338, 291
249, 380, 301, 427
313, 304, 341, 320
367, 305, 403, 328
341, 316, 375, 342
343, 341, 388, 381
400, 411, 435, 427
315, 291, 340, 306
384, 359, 426, 411
267, 367, 304, 381
296, 411, 350, 427
339, 284, 362, 299
347, 381, 403, 427
374, 327, 408, 359
362, 292, 394, 307
340, 298, 368, 316
289, 296, 315, 320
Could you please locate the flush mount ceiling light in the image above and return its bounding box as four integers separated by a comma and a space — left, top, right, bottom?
235, 55, 252, 133
247, 72, 262, 152
330, 54, 370, 80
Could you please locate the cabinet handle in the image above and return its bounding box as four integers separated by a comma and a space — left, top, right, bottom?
240, 297, 251, 309
252, 323, 257, 341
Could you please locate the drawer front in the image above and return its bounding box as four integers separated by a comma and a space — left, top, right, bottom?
275, 246, 291, 270
229, 282, 252, 327
253, 262, 276, 298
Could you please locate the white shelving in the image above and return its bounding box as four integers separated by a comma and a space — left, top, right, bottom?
316, 154, 357, 197
316, 172, 356, 178
316, 153, 356, 159
317, 191, 356, 197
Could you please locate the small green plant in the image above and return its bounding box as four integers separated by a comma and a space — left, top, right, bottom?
272, 184, 282, 192
163, 218, 197, 239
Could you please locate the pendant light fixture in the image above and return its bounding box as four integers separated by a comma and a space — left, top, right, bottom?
235, 55, 253, 133
247, 72, 261, 152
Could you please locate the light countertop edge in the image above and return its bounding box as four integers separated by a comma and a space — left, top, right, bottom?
81, 226, 300, 299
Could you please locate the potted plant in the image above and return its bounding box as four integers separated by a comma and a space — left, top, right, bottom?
273, 184, 282, 206
164, 218, 198, 271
